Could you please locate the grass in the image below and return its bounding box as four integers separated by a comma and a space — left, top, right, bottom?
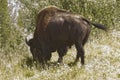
1, 0, 120, 79
0, 29, 120, 80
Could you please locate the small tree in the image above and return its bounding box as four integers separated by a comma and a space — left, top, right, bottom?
0, 0, 23, 52
0, 0, 11, 48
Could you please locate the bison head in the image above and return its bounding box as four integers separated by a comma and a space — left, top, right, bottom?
25, 38, 46, 64
25, 38, 51, 64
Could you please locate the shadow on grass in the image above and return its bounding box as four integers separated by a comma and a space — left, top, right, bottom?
21, 56, 34, 68
68, 62, 77, 67
20, 56, 84, 69
20, 56, 61, 69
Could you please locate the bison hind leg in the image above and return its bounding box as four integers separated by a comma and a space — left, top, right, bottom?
75, 42, 85, 65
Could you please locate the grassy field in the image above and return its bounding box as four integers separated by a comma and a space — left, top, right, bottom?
0, 29, 120, 80
0, 0, 120, 80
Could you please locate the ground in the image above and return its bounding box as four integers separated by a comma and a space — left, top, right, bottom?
0, 30, 120, 80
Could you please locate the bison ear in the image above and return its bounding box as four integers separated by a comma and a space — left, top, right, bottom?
25, 38, 30, 46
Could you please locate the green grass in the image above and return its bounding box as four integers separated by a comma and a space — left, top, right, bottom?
0, 30, 120, 80
1, 0, 120, 79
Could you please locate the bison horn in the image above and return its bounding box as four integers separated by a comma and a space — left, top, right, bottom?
25, 38, 30, 46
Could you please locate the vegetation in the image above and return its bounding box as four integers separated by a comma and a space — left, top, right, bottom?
0, 0, 119, 80
0, 0, 11, 48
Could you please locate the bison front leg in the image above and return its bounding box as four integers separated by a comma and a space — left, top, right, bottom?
57, 47, 68, 63
75, 43, 85, 65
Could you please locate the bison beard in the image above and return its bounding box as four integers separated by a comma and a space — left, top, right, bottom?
26, 6, 107, 65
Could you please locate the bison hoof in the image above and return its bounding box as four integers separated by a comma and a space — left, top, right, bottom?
58, 58, 63, 63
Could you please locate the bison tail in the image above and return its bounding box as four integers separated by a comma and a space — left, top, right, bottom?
82, 18, 107, 31
92, 23, 107, 31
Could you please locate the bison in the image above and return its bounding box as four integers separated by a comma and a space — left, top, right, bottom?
26, 6, 107, 65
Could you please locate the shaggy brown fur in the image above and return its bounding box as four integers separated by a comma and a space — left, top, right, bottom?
26, 6, 107, 65
35, 6, 70, 31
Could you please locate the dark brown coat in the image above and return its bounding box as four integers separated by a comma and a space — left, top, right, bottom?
26, 6, 107, 65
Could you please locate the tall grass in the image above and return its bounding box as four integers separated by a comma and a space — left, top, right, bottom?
0, 0, 120, 80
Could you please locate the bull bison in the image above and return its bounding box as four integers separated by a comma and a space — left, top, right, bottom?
26, 6, 107, 65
